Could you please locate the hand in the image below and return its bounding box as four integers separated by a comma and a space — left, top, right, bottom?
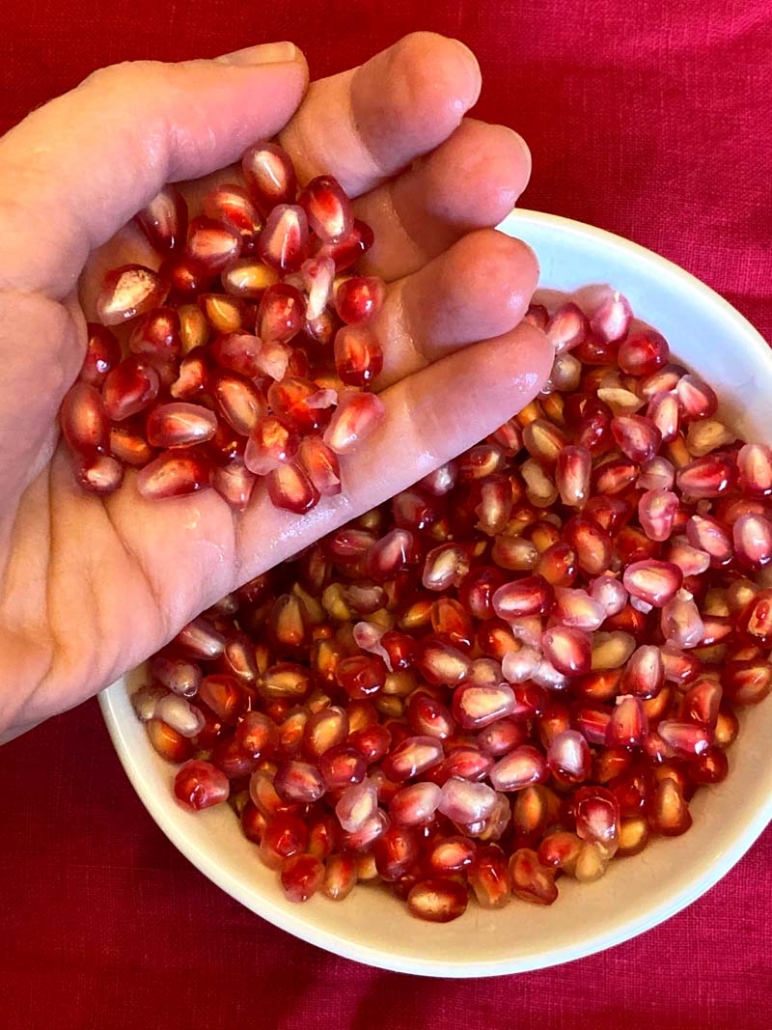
0, 33, 552, 742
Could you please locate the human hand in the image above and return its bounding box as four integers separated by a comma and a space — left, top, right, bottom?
0, 33, 552, 742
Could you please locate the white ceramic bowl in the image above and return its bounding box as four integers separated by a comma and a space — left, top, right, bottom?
100, 209, 772, 977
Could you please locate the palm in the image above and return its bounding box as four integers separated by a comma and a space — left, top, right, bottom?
0, 34, 550, 741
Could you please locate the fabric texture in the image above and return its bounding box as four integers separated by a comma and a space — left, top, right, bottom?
1, 0, 771, 1026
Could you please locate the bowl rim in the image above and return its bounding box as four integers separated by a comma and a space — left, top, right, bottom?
100, 207, 772, 977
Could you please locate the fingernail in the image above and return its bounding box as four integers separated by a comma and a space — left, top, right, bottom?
448, 38, 482, 105
216, 41, 298, 67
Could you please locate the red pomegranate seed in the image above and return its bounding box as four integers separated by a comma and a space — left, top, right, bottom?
545, 302, 588, 353
721, 658, 772, 705
334, 325, 384, 386
438, 776, 497, 824
256, 283, 306, 344
562, 517, 613, 576
102, 357, 160, 421
675, 374, 718, 421
648, 778, 692, 835
80, 323, 121, 386
547, 730, 592, 784
733, 512, 772, 569
623, 560, 683, 608
508, 849, 558, 905
737, 442, 772, 496
297, 175, 354, 243
407, 879, 468, 922
173, 760, 229, 810
450, 683, 516, 730
145, 402, 217, 448
381, 736, 444, 782
617, 330, 669, 376
611, 414, 662, 463
322, 852, 358, 900
74, 454, 123, 495
212, 459, 256, 511
258, 814, 309, 869
676, 454, 736, 499
267, 463, 321, 515
242, 141, 297, 215
257, 204, 309, 273
492, 575, 554, 620
203, 183, 262, 243
556, 445, 592, 507
136, 449, 211, 499
280, 853, 324, 902
542, 626, 592, 676
135, 185, 188, 253
335, 276, 386, 325
60, 382, 109, 457
489, 745, 548, 791
468, 845, 511, 908
606, 695, 648, 747
661, 591, 705, 648
244, 416, 300, 476
323, 390, 386, 454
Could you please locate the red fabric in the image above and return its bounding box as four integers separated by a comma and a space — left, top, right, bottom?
1, 1, 772, 1025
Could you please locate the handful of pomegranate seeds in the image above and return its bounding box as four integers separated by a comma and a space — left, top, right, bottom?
62, 142, 386, 512
131, 284, 772, 922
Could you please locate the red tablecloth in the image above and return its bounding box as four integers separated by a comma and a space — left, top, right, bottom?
2, 1, 771, 1026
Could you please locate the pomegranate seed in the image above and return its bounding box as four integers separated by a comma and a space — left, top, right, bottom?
256, 283, 306, 344
381, 736, 444, 782
545, 302, 588, 353
661, 590, 705, 648
648, 778, 692, 836
492, 575, 553, 619
296, 174, 354, 243
60, 382, 109, 457
244, 415, 300, 476
80, 323, 121, 386
174, 760, 229, 810
323, 852, 358, 900
606, 695, 648, 747
611, 414, 661, 463
542, 626, 592, 676
136, 449, 211, 499
335, 276, 385, 325
136, 185, 188, 253
737, 442, 772, 496
676, 374, 718, 421
203, 183, 262, 244
212, 458, 257, 511
547, 730, 592, 784
323, 390, 386, 454
145, 402, 217, 448
617, 330, 669, 376
257, 204, 309, 273
102, 357, 160, 421
242, 141, 297, 215
733, 512, 772, 569
508, 849, 558, 905
489, 745, 548, 791
590, 291, 632, 343
407, 879, 468, 922
258, 814, 309, 869
266, 462, 319, 513
556, 445, 592, 506
623, 560, 683, 607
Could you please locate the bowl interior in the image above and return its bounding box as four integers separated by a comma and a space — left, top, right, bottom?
100, 209, 772, 977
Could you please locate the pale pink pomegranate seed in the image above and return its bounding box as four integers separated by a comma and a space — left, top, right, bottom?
606, 695, 648, 747
155, 694, 205, 738
381, 736, 444, 782
174, 760, 229, 810
523, 418, 568, 466
437, 776, 497, 824
389, 782, 442, 826
638, 488, 680, 542
552, 587, 606, 630
676, 454, 736, 499
737, 442, 772, 496
547, 730, 592, 784
733, 512, 772, 569
451, 683, 516, 730
212, 458, 257, 512
589, 290, 632, 343
556, 444, 592, 507
145, 402, 217, 448
645, 393, 679, 450
686, 514, 733, 565
665, 537, 711, 576
675, 373, 718, 421
492, 575, 554, 619
589, 574, 628, 616
661, 590, 706, 648
242, 141, 297, 214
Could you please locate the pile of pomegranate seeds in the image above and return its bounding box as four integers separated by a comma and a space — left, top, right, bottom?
61, 143, 386, 512
133, 287, 772, 922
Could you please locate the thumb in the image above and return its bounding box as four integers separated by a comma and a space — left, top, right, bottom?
0, 43, 308, 298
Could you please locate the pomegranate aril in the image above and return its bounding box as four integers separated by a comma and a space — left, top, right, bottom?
489, 745, 548, 791
547, 730, 592, 784
623, 560, 683, 608
323, 390, 386, 455
611, 414, 662, 463
381, 736, 444, 782
242, 141, 297, 214
606, 695, 648, 747
145, 402, 217, 448
174, 760, 229, 810
80, 324, 121, 386
103, 357, 160, 421
258, 813, 309, 869
136, 449, 211, 499
279, 853, 324, 902
213, 458, 257, 511
203, 182, 262, 241
492, 575, 553, 620
617, 330, 669, 376
407, 879, 468, 922
60, 382, 109, 457
244, 416, 300, 476
545, 302, 588, 353
556, 445, 592, 507
648, 778, 692, 835
508, 849, 558, 905
257, 204, 309, 274
297, 174, 354, 243
333, 324, 384, 386
676, 454, 736, 499
335, 276, 385, 325
733, 512, 772, 569
590, 291, 632, 343
675, 374, 718, 421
